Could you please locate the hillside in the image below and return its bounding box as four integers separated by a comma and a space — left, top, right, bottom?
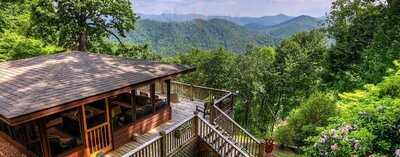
137, 13, 294, 26
246, 15, 322, 40
122, 19, 276, 55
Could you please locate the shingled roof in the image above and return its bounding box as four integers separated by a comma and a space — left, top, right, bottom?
0, 51, 193, 123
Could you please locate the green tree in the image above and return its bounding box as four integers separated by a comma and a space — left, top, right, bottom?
274, 29, 328, 116
232, 46, 276, 127
275, 92, 337, 148
30, 0, 137, 51
0, 1, 62, 62
324, 0, 400, 91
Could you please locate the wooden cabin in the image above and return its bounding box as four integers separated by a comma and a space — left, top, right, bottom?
0, 51, 267, 157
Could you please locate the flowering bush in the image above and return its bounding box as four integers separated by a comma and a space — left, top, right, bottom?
307, 125, 375, 156
307, 70, 400, 156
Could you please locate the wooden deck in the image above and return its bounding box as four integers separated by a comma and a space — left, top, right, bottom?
106, 99, 203, 157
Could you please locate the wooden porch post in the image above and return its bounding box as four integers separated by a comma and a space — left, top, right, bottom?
130, 89, 137, 122
165, 79, 171, 107
150, 83, 156, 113
160, 80, 165, 95
38, 119, 51, 157
81, 105, 90, 157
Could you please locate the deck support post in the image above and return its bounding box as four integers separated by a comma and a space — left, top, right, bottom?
160, 131, 167, 157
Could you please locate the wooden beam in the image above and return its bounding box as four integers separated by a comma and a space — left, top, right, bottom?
105, 98, 113, 152
150, 84, 156, 113
130, 90, 137, 122
38, 119, 51, 157
77, 106, 87, 157
81, 104, 90, 157
165, 79, 171, 107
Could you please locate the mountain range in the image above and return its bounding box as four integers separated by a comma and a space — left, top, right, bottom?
121, 14, 324, 55
137, 13, 295, 26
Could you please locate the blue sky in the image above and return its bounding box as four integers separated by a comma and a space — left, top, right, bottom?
133, 0, 333, 17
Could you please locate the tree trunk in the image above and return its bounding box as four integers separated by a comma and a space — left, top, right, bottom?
77, 30, 87, 51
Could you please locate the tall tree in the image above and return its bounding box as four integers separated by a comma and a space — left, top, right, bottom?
324, 0, 400, 91
30, 0, 137, 51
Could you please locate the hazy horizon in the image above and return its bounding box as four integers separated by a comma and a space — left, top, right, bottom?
133, 0, 333, 17
135, 12, 323, 18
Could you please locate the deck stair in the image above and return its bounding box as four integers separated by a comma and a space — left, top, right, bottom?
118, 81, 265, 157
197, 115, 250, 157
171, 81, 264, 157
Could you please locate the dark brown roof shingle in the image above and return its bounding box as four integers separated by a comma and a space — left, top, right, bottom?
0, 51, 192, 120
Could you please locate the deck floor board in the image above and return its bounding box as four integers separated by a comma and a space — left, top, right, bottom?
106, 99, 203, 157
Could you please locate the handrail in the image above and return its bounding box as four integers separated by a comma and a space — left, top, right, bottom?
213, 105, 261, 156
164, 114, 195, 133
197, 115, 250, 157
171, 81, 231, 94
122, 114, 196, 157
213, 92, 233, 104
213, 106, 260, 143
121, 136, 162, 157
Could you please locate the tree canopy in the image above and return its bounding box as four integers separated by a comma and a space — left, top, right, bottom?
30, 0, 137, 51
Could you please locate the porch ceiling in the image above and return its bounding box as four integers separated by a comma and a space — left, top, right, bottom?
0, 51, 193, 124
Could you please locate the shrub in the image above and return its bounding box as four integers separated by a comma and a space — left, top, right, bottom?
274, 92, 337, 148
307, 69, 400, 156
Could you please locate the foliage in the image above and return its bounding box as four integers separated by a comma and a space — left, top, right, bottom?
323, 0, 400, 91
166, 48, 236, 89
168, 30, 328, 138
307, 68, 400, 156
30, 0, 137, 51
0, 1, 62, 62
89, 40, 160, 60
0, 32, 63, 61
274, 29, 328, 116
274, 92, 337, 148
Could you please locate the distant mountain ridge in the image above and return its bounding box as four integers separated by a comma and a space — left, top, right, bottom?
137, 13, 294, 26
122, 19, 276, 55
246, 15, 323, 39
120, 14, 323, 55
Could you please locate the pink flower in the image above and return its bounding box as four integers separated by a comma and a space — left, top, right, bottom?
395, 149, 400, 157
331, 143, 338, 151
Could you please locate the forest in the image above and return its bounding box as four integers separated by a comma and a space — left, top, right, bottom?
0, 0, 399, 156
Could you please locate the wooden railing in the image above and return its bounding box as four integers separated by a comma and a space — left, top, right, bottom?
123, 136, 162, 157
123, 115, 197, 157
122, 114, 250, 157
170, 81, 228, 102
163, 115, 197, 156
197, 115, 250, 157
86, 122, 112, 154
213, 106, 262, 157
169, 81, 263, 157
